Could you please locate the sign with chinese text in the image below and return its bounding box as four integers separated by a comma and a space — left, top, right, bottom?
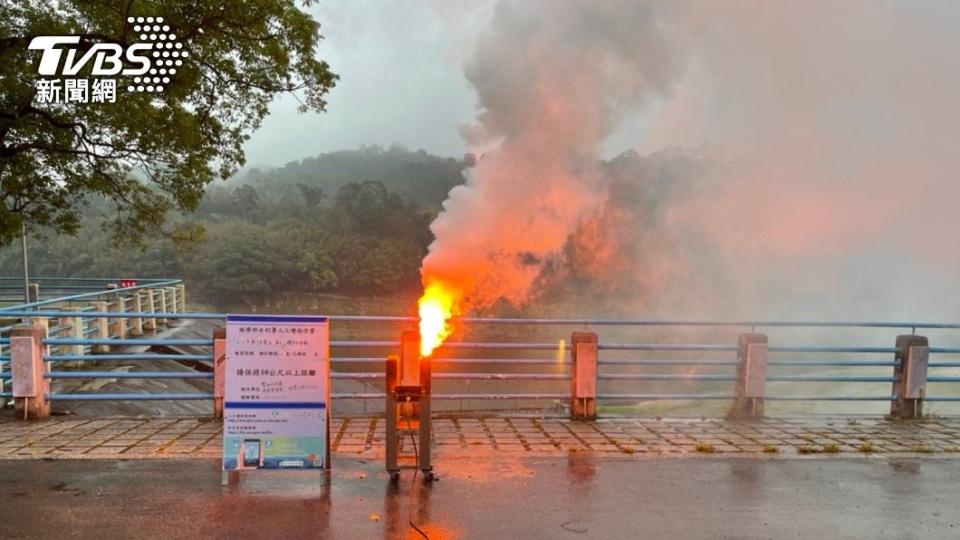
222, 315, 329, 472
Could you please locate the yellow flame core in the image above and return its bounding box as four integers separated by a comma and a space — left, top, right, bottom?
418, 282, 455, 357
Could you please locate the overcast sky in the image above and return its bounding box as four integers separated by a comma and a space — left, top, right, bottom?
243, 1, 960, 172
242, 0, 659, 167
242, 1, 490, 167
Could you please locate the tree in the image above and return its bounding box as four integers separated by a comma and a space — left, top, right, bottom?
232, 184, 259, 215
296, 182, 325, 209
335, 181, 403, 234
0, 146, 450, 310
187, 219, 340, 308
0, 0, 337, 245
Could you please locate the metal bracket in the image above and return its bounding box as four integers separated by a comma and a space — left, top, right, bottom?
904, 345, 929, 399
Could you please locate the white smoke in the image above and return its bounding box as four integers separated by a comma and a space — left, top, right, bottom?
421, 0, 686, 312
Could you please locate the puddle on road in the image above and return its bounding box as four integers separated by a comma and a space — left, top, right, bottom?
432, 457, 535, 483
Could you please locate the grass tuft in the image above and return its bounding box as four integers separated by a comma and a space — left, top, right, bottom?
695, 441, 715, 453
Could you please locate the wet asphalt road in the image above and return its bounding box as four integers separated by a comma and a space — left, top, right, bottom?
1, 456, 958, 539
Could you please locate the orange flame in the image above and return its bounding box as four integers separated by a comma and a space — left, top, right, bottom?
417, 280, 457, 357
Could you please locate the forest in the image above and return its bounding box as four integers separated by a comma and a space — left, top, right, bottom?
0, 145, 471, 310
0, 144, 709, 315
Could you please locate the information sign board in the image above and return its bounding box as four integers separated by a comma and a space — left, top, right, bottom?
222, 315, 330, 472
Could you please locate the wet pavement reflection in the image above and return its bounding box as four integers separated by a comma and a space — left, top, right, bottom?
2, 455, 960, 538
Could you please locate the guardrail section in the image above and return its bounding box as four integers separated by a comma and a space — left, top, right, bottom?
3, 292, 960, 419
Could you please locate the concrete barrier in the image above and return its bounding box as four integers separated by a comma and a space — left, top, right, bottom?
10, 324, 50, 420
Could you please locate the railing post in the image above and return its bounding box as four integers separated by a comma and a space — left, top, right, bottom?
891, 335, 929, 419
175, 283, 186, 312
570, 332, 598, 421
385, 355, 399, 471
157, 288, 168, 327
113, 295, 127, 339
730, 333, 768, 419
0, 347, 5, 407
130, 292, 144, 337
57, 315, 71, 356
10, 324, 50, 420
29, 316, 50, 379
213, 326, 226, 418
28, 282, 39, 303
29, 316, 49, 339
94, 301, 110, 353
165, 286, 178, 327
68, 316, 84, 359
104, 284, 118, 338
143, 289, 157, 332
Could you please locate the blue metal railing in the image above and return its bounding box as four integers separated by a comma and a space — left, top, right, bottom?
46, 371, 213, 379
3, 292, 960, 412
45, 338, 211, 346
47, 393, 213, 401
44, 354, 213, 362
0, 278, 181, 312
0, 277, 186, 405
11, 308, 960, 330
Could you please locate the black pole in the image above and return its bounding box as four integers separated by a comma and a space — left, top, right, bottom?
20, 222, 30, 305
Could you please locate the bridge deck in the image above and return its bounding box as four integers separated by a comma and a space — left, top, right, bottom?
3, 415, 960, 459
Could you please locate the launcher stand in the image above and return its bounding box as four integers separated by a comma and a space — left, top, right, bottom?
385, 330, 434, 481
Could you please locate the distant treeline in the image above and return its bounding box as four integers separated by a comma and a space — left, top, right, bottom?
1, 145, 713, 315
0, 145, 471, 309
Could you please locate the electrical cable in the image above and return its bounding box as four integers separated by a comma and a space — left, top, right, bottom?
406, 414, 429, 539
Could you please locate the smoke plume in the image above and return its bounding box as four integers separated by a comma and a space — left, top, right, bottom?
421, 0, 685, 313
634, 1, 960, 320
425, 0, 960, 322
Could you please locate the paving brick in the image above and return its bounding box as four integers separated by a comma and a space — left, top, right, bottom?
87, 447, 127, 455
5, 416, 960, 459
